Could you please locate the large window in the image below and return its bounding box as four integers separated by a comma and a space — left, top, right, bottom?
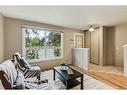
22, 26, 63, 62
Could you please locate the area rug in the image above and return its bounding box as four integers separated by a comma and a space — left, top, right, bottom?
38, 70, 115, 90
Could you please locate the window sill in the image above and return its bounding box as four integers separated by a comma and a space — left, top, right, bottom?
27, 56, 63, 63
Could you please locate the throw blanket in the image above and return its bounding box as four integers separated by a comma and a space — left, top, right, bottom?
0, 60, 18, 87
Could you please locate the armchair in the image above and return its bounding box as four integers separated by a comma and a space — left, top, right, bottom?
12, 53, 41, 82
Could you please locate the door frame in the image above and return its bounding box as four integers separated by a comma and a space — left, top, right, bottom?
74, 33, 84, 48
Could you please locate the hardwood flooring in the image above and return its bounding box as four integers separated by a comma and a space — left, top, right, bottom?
71, 65, 127, 89
89, 63, 124, 75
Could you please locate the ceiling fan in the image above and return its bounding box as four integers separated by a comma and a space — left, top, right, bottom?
84, 25, 99, 32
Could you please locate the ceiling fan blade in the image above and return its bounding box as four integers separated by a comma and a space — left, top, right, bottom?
84, 29, 89, 32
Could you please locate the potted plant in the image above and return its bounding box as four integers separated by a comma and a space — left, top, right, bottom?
60, 60, 68, 70
60, 60, 66, 66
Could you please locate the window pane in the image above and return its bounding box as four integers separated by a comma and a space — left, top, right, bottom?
26, 49, 37, 59
46, 31, 61, 47
46, 48, 55, 58
38, 48, 45, 59
25, 29, 45, 47
54, 47, 61, 57
37, 30, 45, 46
45, 31, 62, 58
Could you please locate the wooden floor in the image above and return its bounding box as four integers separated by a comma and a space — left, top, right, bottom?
71, 65, 127, 89
89, 63, 124, 75
89, 71, 127, 89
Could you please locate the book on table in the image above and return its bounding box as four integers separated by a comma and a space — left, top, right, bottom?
67, 68, 74, 75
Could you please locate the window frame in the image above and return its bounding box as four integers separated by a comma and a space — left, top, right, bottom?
22, 25, 64, 63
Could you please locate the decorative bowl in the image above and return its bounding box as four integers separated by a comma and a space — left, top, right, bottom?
59, 66, 69, 70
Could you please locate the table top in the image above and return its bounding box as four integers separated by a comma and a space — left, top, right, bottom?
54, 66, 83, 80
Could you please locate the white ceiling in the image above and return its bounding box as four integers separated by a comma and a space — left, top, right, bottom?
0, 6, 127, 30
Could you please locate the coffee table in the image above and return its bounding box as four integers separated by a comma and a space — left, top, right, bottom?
53, 66, 84, 89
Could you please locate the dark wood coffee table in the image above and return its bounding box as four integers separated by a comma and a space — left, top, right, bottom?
53, 66, 84, 89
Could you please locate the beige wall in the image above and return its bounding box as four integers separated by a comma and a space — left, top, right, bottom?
85, 25, 127, 67
90, 28, 99, 64
114, 24, 127, 67
103, 25, 127, 67
98, 27, 104, 66
84, 31, 91, 48
104, 27, 115, 66
4, 17, 83, 70
84, 27, 105, 66
84, 31, 91, 63
84, 27, 113, 66
0, 13, 4, 63
3, 17, 127, 68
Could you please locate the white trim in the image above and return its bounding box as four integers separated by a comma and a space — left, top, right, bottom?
27, 57, 63, 63
22, 28, 26, 58
74, 33, 84, 48
72, 48, 89, 51
22, 25, 63, 33
61, 33, 64, 58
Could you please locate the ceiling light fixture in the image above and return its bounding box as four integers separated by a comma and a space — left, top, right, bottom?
89, 25, 94, 32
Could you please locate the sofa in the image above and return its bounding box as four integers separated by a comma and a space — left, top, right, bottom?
0, 60, 25, 89
0, 60, 51, 90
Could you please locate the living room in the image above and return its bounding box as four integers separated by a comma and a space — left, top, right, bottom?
1, 6, 127, 90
